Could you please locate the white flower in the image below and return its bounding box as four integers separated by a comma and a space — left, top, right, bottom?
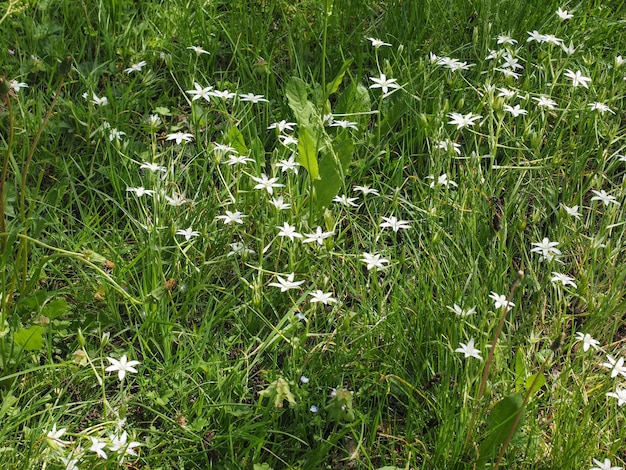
45, 424, 69, 449
530, 237, 561, 259
239, 93, 268, 103
502, 104, 527, 117
275, 154, 300, 174
209, 89, 236, 100
369, 73, 402, 96
526, 30, 545, 43
89, 436, 108, 459
447, 304, 476, 317
575, 332, 600, 352
589, 102, 615, 114
251, 173, 284, 195
428, 173, 458, 188
438, 139, 462, 155
551, 272, 577, 288
268, 120, 296, 132
380, 216, 410, 232
224, 154, 254, 165
496, 35, 518, 45
606, 387, 626, 406
124, 60, 147, 74
60, 453, 79, 470
186, 82, 213, 102
447, 112, 482, 129
333, 194, 359, 207
9, 79, 28, 92
165, 193, 189, 206
277, 222, 302, 241
489, 292, 515, 311
556, 7, 573, 20
165, 132, 194, 144
269, 273, 305, 292
616, 55, 625, 68
187, 45, 210, 55
560, 41, 576, 55
533, 95, 557, 109
590, 458, 623, 470
361, 252, 389, 270
269, 196, 290, 210
564, 69, 591, 88
278, 135, 298, 146
561, 204, 581, 219
302, 226, 334, 245
367, 37, 392, 48
497, 88, 516, 99
109, 128, 126, 142
215, 210, 247, 225
109, 431, 141, 461
176, 227, 200, 241
126, 186, 155, 197
455, 338, 483, 360
139, 162, 166, 173
500, 53, 524, 71
148, 114, 162, 128
105, 355, 140, 381
590, 189, 620, 206
330, 119, 359, 130
600, 355, 626, 379
309, 290, 337, 304
227, 242, 255, 257
353, 185, 380, 196
91, 94, 108, 106
494, 68, 520, 79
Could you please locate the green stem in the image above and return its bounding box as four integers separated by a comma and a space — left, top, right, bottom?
0, 94, 14, 247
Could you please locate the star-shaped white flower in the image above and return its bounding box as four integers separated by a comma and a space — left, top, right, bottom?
269, 273, 305, 292
45, 424, 69, 449
277, 222, 302, 241
447, 112, 482, 129
606, 387, 626, 406
270, 196, 291, 210
447, 304, 477, 317
89, 436, 108, 459
361, 252, 389, 270
533, 95, 557, 109
267, 120, 296, 132
575, 332, 600, 352
503, 104, 527, 117
186, 82, 213, 102
380, 216, 410, 232
556, 7, 573, 20
561, 204, 581, 219
353, 185, 380, 196
564, 69, 591, 88
601, 355, 626, 378
91, 93, 108, 106
369, 73, 401, 96
139, 162, 167, 173
309, 290, 337, 304
589, 102, 615, 114
126, 186, 155, 197
215, 210, 247, 225
176, 227, 200, 241
489, 292, 515, 311
590, 458, 623, 470
239, 93, 268, 103
124, 60, 147, 74
333, 194, 359, 207
455, 338, 483, 360
276, 154, 300, 174
166, 132, 194, 144
302, 226, 334, 245
551, 272, 577, 288
367, 37, 392, 48
590, 189, 620, 206
105, 355, 140, 381
187, 45, 210, 55
530, 237, 561, 260
251, 173, 285, 195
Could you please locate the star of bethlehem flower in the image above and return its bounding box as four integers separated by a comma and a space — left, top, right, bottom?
277, 222, 302, 241
606, 387, 626, 406
502, 104, 527, 117
447, 112, 482, 129
224, 154, 254, 165
564, 69, 591, 88
330, 119, 359, 130
589, 102, 614, 114
60, 453, 79, 470
361, 252, 389, 270
109, 430, 141, 461
369, 73, 402, 96
278, 135, 298, 146
270, 196, 291, 210
251, 173, 284, 195
455, 338, 483, 360
187, 45, 210, 55
309, 290, 337, 304
267, 120, 296, 132
176, 227, 200, 241
497, 87, 516, 99
165, 192, 189, 206
367, 37, 392, 48
302, 226, 334, 245
9, 79, 28, 92
530, 237, 561, 260
489, 292, 515, 311
239, 93, 268, 103
575, 332, 600, 352
209, 89, 236, 100
213, 142, 237, 156
275, 154, 300, 174
438, 139, 462, 155
600, 355, 626, 379
45, 424, 69, 449
109, 128, 126, 141
124, 60, 147, 74
269, 273, 305, 292
139, 162, 166, 173
227, 242, 255, 257
333, 194, 359, 207
215, 210, 247, 225
353, 185, 380, 196
500, 53, 524, 71
556, 7, 573, 20
380, 216, 410, 232
551, 272, 577, 288
165, 132, 194, 144
89, 436, 108, 459
91, 93, 108, 106
186, 82, 213, 102
148, 114, 162, 128
533, 95, 557, 109
496, 34, 518, 45
126, 186, 155, 197
560, 41, 576, 55
494, 67, 521, 79
591, 189, 619, 206
447, 304, 476, 317
428, 173, 458, 188
590, 458, 623, 470
561, 204, 581, 219
105, 354, 140, 381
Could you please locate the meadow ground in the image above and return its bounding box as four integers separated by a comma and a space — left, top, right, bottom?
1, 0, 625, 468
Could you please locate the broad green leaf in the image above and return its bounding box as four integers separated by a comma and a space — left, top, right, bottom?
297, 127, 319, 180
337, 83, 371, 129
525, 373, 546, 395
16, 291, 47, 316
313, 135, 353, 213
13, 326, 46, 351
227, 126, 248, 157
325, 59, 353, 97
286, 76, 316, 127
253, 464, 273, 470
41, 298, 68, 320
514, 348, 525, 393
477, 393, 524, 468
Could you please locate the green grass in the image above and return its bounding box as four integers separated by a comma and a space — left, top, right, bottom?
1, 0, 626, 469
